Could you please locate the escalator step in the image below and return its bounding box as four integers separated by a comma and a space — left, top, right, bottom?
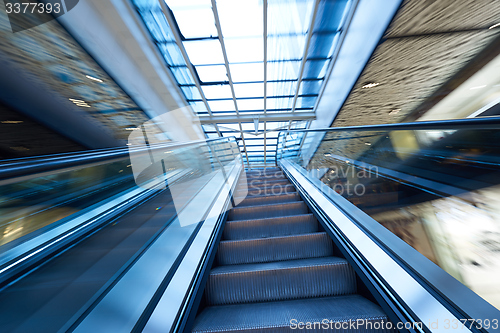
223, 214, 318, 240
236, 193, 300, 207
192, 295, 392, 333
228, 201, 308, 221
235, 184, 296, 197
217, 232, 334, 265
245, 179, 290, 187
246, 173, 284, 179
244, 175, 286, 182
205, 257, 356, 305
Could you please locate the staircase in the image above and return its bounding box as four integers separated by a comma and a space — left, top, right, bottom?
191, 167, 393, 332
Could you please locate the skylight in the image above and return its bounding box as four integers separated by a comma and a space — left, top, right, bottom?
132, 0, 353, 167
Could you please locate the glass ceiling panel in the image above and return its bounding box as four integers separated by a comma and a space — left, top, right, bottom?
171, 66, 195, 85
189, 101, 207, 113
233, 82, 264, 98
196, 65, 228, 82
168, 3, 217, 39
202, 84, 233, 99
299, 79, 323, 96
268, 35, 306, 61
267, 97, 293, 110
217, 0, 263, 38
296, 96, 316, 109
183, 40, 225, 65
135, 0, 353, 167
181, 86, 202, 101
303, 59, 329, 80
267, 80, 297, 97
268, 0, 314, 35
208, 100, 235, 112
141, 10, 175, 43
158, 43, 185, 66
268, 61, 300, 81
237, 98, 264, 111
230, 63, 264, 82
225, 38, 264, 63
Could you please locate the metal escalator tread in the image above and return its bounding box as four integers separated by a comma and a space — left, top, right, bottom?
205, 257, 356, 305
192, 295, 391, 333
223, 214, 317, 240
244, 179, 291, 187
228, 201, 308, 220
216, 232, 334, 265
193, 168, 392, 332
236, 193, 300, 207
235, 184, 296, 197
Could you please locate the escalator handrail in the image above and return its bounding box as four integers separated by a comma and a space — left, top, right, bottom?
0, 136, 235, 181
275, 116, 500, 165
282, 115, 500, 134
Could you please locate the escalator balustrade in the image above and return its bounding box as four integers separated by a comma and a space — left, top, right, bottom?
192, 167, 393, 332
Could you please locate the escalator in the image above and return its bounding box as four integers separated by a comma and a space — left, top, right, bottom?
1, 118, 500, 333
192, 167, 391, 332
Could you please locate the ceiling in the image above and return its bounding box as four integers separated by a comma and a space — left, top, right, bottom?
331, 0, 500, 128
132, 0, 353, 167
308, 0, 500, 168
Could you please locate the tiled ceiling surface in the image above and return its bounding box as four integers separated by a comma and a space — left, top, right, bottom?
309, 0, 500, 167
332, 0, 500, 128
133, 0, 353, 167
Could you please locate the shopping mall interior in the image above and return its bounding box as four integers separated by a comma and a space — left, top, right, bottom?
1, 0, 500, 332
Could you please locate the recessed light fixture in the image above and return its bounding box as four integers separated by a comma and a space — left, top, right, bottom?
126, 127, 140, 131
1, 120, 23, 124
389, 109, 401, 115
365, 142, 371, 145
489, 23, 500, 29
470, 85, 487, 90
86, 75, 103, 83
362, 82, 380, 89
69, 98, 91, 108
324, 153, 331, 157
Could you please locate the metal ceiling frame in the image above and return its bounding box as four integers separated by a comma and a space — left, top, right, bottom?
287, 0, 321, 131
296, 0, 360, 160
211, 0, 250, 168
263, 0, 268, 167
198, 112, 315, 124
158, 0, 223, 139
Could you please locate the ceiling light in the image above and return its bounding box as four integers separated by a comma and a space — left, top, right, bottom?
365, 142, 371, 145
126, 127, 140, 131
362, 82, 380, 89
389, 109, 401, 115
470, 85, 487, 90
1, 120, 23, 124
489, 23, 500, 29
69, 98, 85, 102
86, 75, 103, 83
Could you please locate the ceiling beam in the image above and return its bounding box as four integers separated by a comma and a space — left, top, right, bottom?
211, 0, 250, 168
287, 0, 321, 132
263, 0, 268, 167
158, 0, 222, 137
198, 112, 316, 124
